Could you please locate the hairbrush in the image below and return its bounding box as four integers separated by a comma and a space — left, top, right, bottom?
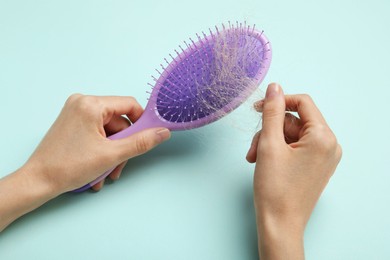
73, 21, 271, 192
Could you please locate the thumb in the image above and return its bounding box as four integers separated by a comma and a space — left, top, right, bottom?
261, 83, 286, 141
112, 127, 171, 161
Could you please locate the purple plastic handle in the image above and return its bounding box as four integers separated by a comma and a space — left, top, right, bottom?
72, 109, 163, 192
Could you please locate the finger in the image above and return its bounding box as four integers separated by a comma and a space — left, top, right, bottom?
97, 96, 144, 124
253, 99, 265, 112
284, 112, 302, 143
105, 115, 131, 136
92, 179, 105, 191
261, 83, 286, 141
90, 161, 126, 191
111, 127, 171, 161
126, 109, 143, 124
246, 130, 261, 163
109, 161, 127, 180
284, 94, 326, 124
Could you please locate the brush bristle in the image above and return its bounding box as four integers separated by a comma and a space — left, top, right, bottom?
153, 22, 270, 124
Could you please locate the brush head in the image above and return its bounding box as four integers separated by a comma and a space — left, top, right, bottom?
72, 23, 271, 192
148, 22, 271, 130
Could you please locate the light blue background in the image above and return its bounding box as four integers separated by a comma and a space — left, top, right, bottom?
0, 0, 389, 259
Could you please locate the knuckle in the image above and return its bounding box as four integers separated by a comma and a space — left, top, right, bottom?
262, 104, 283, 120
66, 93, 83, 105
78, 95, 97, 106
311, 124, 338, 153
128, 96, 136, 103
71, 95, 101, 114
135, 135, 151, 154
300, 93, 313, 102
263, 107, 280, 118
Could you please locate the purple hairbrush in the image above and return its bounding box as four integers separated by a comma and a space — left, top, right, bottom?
73, 22, 271, 192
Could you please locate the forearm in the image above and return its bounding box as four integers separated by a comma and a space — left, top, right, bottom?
0, 165, 59, 232
256, 211, 305, 260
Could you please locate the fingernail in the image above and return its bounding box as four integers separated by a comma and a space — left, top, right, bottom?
266, 83, 281, 99
112, 171, 121, 180
156, 128, 171, 142
253, 99, 264, 112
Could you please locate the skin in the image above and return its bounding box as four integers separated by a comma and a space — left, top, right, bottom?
0, 94, 171, 231
246, 83, 342, 259
0, 83, 342, 260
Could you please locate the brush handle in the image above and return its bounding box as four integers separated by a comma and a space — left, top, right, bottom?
72, 113, 161, 192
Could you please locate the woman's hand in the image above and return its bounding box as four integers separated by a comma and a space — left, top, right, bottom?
28, 94, 171, 193
246, 83, 342, 259
0, 94, 170, 231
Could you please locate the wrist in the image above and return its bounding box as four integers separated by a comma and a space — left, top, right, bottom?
0, 165, 60, 231
256, 209, 305, 260
17, 162, 61, 201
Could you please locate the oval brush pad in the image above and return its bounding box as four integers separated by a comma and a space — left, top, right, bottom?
73, 21, 272, 192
